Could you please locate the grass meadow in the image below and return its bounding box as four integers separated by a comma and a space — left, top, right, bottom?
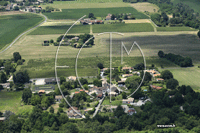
29, 25, 90, 35
43, 7, 149, 20
0, 91, 33, 114
92, 23, 154, 33
160, 67, 200, 92
157, 27, 197, 32
0, 13, 44, 50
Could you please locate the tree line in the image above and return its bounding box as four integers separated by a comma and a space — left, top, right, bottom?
158, 51, 193, 67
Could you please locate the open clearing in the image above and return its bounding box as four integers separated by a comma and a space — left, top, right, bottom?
160, 67, 200, 92
43, 7, 149, 20
41, 1, 129, 9
0, 91, 33, 114
0, 11, 27, 16
0, 13, 44, 50
130, 2, 159, 13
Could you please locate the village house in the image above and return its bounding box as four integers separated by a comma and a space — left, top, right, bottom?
150, 85, 163, 90
122, 98, 134, 104
106, 13, 112, 20
67, 76, 77, 81
153, 74, 161, 78
156, 78, 164, 82
122, 74, 133, 78
108, 91, 118, 96
45, 78, 59, 84
122, 67, 133, 71
55, 95, 63, 102
80, 18, 103, 25
121, 105, 136, 115
67, 107, 82, 119
38, 90, 45, 94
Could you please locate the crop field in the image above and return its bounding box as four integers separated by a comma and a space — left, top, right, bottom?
41, 1, 129, 9
157, 27, 197, 32
0, 33, 200, 63
0, 11, 27, 16
43, 7, 149, 20
92, 23, 154, 33
19, 56, 176, 78
160, 67, 200, 92
29, 25, 90, 35
0, 13, 44, 50
130, 2, 159, 13
0, 91, 33, 114
171, 0, 200, 13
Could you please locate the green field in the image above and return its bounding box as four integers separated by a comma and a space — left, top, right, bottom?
92, 23, 154, 33
43, 7, 149, 20
29, 25, 90, 35
172, 0, 200, 13
19, 56, 177, 78
41, 1, 129, 9
0, 13, 44, 50
157, 27, 197, 32
160, 67, 200, 92
0, 91, 33, 114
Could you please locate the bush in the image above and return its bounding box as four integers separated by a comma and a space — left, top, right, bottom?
43, 43, 49, 46
59, 103, 64, 108
17, 60, 23, 65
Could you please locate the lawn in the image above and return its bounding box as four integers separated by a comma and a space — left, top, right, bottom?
43, 7, 149, 20
29, 25, 90, 35
157, 27, 198, 32
0, 91, 33, 114
102, 99, 122, 105
92, 23, 154, 33
0, 13, 44, 50
159, 67, 200, 92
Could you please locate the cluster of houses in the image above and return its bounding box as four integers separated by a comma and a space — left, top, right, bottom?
1, 1, 42, 12
80, 18, 104, 25
144, 69, 165, 90
109, 105, 136, 115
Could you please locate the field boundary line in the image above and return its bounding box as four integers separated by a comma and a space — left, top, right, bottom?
0, 13, 47, 53
149, 19, 158, 27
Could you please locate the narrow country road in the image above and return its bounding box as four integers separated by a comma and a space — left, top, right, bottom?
0, 13, 47, 53
93, 95, 105, 118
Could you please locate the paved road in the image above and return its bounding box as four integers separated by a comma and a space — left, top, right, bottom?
0, 13, 47, 53
93, 95, 105, 117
